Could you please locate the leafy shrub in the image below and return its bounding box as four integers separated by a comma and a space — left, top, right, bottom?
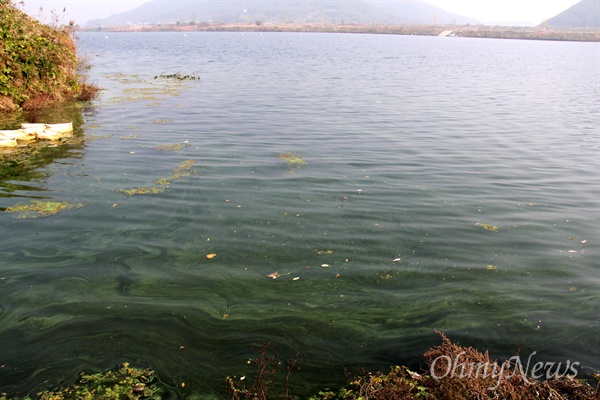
0, 0, 98, 112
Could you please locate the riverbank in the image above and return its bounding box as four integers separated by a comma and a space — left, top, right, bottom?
83, 22, 600, 42
1, 332, 598, 399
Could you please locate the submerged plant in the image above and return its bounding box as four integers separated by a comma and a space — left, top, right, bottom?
6, 200, 84, 218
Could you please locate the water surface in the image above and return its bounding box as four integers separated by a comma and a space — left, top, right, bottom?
0, 32, 598, 398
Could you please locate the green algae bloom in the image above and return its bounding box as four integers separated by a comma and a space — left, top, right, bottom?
118, 159, 198, 196
277, 152, 306, 173
476, 221, 499, 232
6, 200, 84, 218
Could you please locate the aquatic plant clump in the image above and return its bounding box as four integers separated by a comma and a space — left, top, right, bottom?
35, 362, 159, 400
118, 159, 198, 196
277, 152, 307, 173
476, 221, 499, 232
154, 71, 201, 81
6, 200, 84, 218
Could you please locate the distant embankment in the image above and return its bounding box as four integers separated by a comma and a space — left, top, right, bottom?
83, 23, 600, 42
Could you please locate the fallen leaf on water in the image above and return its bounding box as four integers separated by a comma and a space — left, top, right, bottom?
223, 313, 229, 319
206, 253, 217, 259
486, 265, 496, 270
268, 271, 279, 279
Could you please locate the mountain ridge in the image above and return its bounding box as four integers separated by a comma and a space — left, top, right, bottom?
547, 0, 599, 28
86, 0, 479, 27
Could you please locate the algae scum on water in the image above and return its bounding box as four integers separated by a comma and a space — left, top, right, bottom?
277, 152, 306, 173
6, 200, 85, 218
118, 159, 199, 196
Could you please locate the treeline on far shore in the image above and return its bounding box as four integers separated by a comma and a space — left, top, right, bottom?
83, 23, 600, 42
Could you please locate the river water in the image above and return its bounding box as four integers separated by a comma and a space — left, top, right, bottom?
0, 32, 598, 398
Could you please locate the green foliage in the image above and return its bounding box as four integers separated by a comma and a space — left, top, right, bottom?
0, 0, 97, 112
0, 363, 159, 400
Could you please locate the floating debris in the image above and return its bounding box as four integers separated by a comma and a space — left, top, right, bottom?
320, 264, 330, 268
206, 253, 217, 259
277, 152, 307, 173
486, 265, 497, 270
6, 200, 84, 218
476, 222, 499, 232
268, 271, 279, 279
316, 249, 334, 255
153, 119, 173, 125
392, 258, 401, 262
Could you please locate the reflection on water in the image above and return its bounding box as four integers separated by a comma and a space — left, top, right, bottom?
0, 32, 598, 398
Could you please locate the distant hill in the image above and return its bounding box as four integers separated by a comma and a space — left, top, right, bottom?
86, 0, 478, 27
547, 0, 599, 28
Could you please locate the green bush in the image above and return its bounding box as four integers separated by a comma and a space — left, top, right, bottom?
0, 0, 97, 112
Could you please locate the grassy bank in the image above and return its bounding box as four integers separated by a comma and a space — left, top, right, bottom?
0, 0, 97, 113
86, 22, 600, 42
1, 332, 597, 399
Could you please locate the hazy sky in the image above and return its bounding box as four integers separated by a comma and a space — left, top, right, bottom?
20, 0, 581, 26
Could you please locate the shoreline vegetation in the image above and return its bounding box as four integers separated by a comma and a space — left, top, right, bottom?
84, 22, 600, 42
0, 0, 98, 114
1, 332, 598, 399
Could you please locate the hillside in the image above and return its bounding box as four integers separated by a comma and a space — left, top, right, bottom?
87, 0, 478, 27
547, 0, 599, 28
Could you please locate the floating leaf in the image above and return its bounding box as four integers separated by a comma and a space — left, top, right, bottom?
268, 271, 279, 279
486, 265, 496, 270
206, 253, 217, 259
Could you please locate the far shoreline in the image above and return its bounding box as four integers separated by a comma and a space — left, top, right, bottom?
80, 22, 600, 42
